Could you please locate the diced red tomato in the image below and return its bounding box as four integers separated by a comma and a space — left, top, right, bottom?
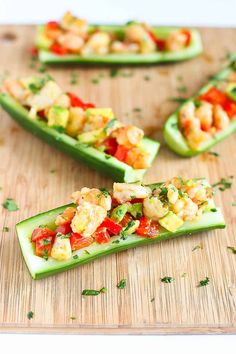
103, 137, 118, 156
119, 213, 133, 227
130, 198, 143, 204
46, 21, 59, 31
94, 227, 111, 244
50, 43, 68, 55
70, 232, 94, 251
111, 196, 119, 207
30, 46, 38, 57
114, 145, 129, 163
35, 236, 53, 258
148, 31, 166, 50
31, 227, 56, 243
100, 217, 122, 235
223, 99, 236, 119
199, 87, 227, 106
181, 29, 191, 46
136, 216, 159, 238
56, 224, 72, 235
37, 110, 46, 119
68, 92, 95, 110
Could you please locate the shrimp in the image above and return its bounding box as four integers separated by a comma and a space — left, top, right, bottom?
57, 32, 84, 53
165, 30, 188, 52
184, 180, 212, 204
195, 101, 213, 131
66, 107, 86, 137
213, 105, 229, 130
71, 187, 111, 211
111, 125, 144, 147
125, 147, 150, 169
185, 128, 211, 150
179, 102, 200, 134
81, 32, 111, 55
113, 183, 151, 203
55, 206, 77, 226
143, 196, 169, 220
4, 79, 29, 103
177, 197, 198, 221
61, 12, 88, 38
71, 202, 107, 237
167, 184, 179, 204
125, 24, 156, 54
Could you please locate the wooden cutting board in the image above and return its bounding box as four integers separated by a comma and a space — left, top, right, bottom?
0, 26, 236, 334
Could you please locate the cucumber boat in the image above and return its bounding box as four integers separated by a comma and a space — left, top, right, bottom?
0, 75, 159, 182
36, 12, 202, 65
16, 177, 225, 279
164, 61, 236, 156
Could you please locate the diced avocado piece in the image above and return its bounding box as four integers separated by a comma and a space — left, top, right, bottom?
122, 220, 140, 236
111, 204, 128, 223
128, 203, 143, 219
225, 83, 236, 102
159, 211, 184, 232
86, 108, 114, 119
48, 106, 69, 128
77, 128, 106, 145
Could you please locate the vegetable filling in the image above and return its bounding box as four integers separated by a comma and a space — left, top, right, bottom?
2, 75, 150, 169
40, 12, 192, 56
30, 177, 213, 261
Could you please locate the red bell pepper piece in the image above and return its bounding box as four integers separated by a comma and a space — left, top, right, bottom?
100, 217, 122, 235
114, 145, 129, 163
31, 227, 56, 242
56, 224, 72, 235
103, 137, 118, 156
30, 46, 38, 57
223, 99, 236, 119
68, 92, 95, 110
46, 21, 59, 31
35, 236, 53, 258
136, 216, 159, 238
199, 87, 228, 106
94, 227, 111, 244
70, 232, 94, 251
50, 43, 68, 55
181, 29, 191, 46
130, 198, 143, 204
148, 31, 166, 50
119, 213, 133, 227
37, 110, 46, 119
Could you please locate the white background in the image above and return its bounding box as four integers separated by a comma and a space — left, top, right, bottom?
0, 0, 236, 352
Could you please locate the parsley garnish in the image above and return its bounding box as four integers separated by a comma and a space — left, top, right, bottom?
161, 276, 175, 283
208, 151, 220, 157
144, 75, 151, 81
227, 246, 236, 254
110, 68, 119, 77
27, 311, 34, 320
2, 226, 9, 232
38, 64, 46, 73
133, 107, 142, 112
61, 233, 71, 239
105, 154, 111, 159
192, 245, 203, 252
70, 316, 77, 320
91, 78, 99, 84
73, 254, 79, 259
99, 188, 110, 198
177, 85, 188, 93
210, 208, 217, 212
150, 297, 155, 302
70, 71, 79, 85
103, 118, 117, 134
212, 176, 234, 191
2, 198, 19, 211
42, 239, 51, 245
117, 279, 127, 289
84, 250, 90, 255
82, 287, 107, 296
168, 97, 187, 104
42, 249, 48, 261
112, 239, 120, 244
197, 277, 210, 287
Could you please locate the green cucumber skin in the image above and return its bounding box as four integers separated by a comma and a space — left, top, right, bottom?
36, 25, 202, 65
164, 66, 236, 157
0, 93, 160, 182
16, 181, 225, 279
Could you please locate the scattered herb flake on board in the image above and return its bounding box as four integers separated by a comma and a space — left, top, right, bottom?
70, 316, 77, 320
70, 71, 79, 85
168, 97, 187, 104
110, 68, 119, 77
112, 239, 120, 244
42, 249, 48, 260
144, 75, 151, 81
50, 169, 56, 173
177, 85, 188, 93
82, 287, 107, 296
150, 297, 155, 302
53, 126, 65, 134
181, 273, 187, 278
84, 250, 90, 255
2, 198, 19, 211
227, 246, 236, 254
212, 176, 233, 191
2, 226, 9, 232
121, 71, 133, 78
91, 78, 99, 84
38, 64, 46, 73
208, 151, 220, 157
133, 107, 142, 112
161, 276, 175, 283
73, 254, 79, 259
192, 244, 203, 252
27, 311, 34, 320
117, 279, 127, 289
197, 277, 210, 287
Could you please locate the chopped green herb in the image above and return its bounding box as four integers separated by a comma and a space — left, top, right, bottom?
120, 231, 128, 240
82, 287, 107, 296
232, 202, 236, 206
133, 107, 142, 112
177, 85, 188, 93
70, 71, 79, 85
212, 176, 233, 191
91, 78, 99, 84
192, 244, 202, 252
2, 226, 9, 232
171, 122, 178, 129
61, 233, 71, 239
52, 126, 65, 134
99, 188, 109, 198
27, 311, 34, 320
42, 249, 48, 261
161, 276, 175, 283
42, 239, 51, 245
70, 316, 77, 320
150, 297, 155, 302
38, 64, 46, 73
144, 75, 151, 81
50, 169, 56, 173
227, 246, 236, 254
2, 198, 19, 211
105, 154, 111, 160
84, 250, 90, 255
197, 277, 210, 287
121, 71, 133, 78
73, 254, 79, 259
112, 239, 120, 244
181, 273, 187, 278
208, 151, 220, 157
103, 118, 117, 134
110, 68, 119, 77
194, 99, 202, 108
168, 97, 187, 104
117, 279, 127, 289
210, 208, 217, 212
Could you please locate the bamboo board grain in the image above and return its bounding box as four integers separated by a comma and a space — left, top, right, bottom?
0, 26, 236, 335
